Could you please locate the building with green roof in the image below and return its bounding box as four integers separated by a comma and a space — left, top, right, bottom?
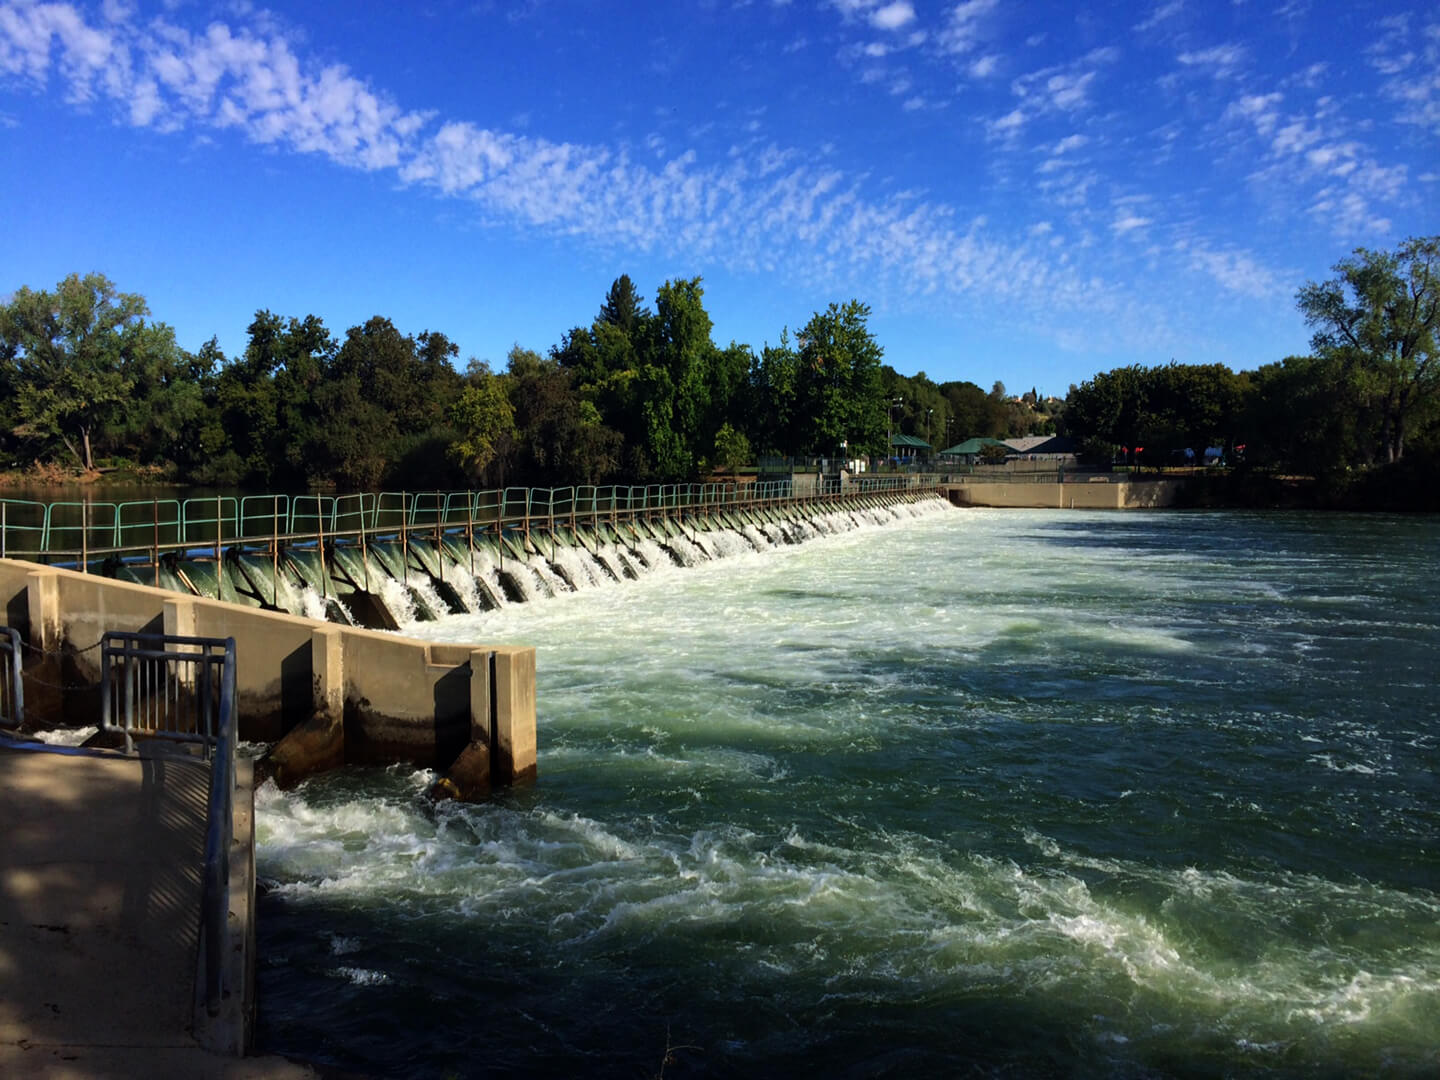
937, 437, 1008, 463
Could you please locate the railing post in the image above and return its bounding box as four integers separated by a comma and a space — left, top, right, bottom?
466, 496, 474, 577
360, 500, 370, 593
153, 498, 160, 588
317, 506, 328, 600
272, 497, 281, 608
81, 501, 89, 573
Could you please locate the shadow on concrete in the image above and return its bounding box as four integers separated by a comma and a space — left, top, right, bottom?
0, 742, 207, 1049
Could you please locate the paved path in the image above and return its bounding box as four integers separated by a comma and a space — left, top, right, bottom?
0, 743, 316, 1078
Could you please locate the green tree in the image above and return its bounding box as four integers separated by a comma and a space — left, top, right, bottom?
646, 277, 716, 477
1297, 236, 1439, 463
449, 362, 516, 483
793, 300, 885, 455
1064, 365, 1150, 463
712, 422, 752, 473
1142, 362, 1245, 457
746, 334, 800, 456
1244, 356, 1360, 480
598, 274, 647, 337
214, 311, 335, 486
978, 442, 1009, 464
939, 379, 995, 442
112, 325, 212, 469
0, 272, 152, 470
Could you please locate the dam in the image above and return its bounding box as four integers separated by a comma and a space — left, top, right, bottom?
0, 476, 946, 634
0, 476, 945, 798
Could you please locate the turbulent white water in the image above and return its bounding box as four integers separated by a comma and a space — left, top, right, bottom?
256, 507, 1440, 1078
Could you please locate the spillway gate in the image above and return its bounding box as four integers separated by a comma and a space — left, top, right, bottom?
0, 477, 946, 630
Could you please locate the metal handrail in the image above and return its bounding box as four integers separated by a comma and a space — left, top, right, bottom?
202, 638, 237, 1017
97, 631, 237, 1017
0, 476, 946, 567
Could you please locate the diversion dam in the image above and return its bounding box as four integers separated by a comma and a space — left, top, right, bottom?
0, 478, 945, 633
0, 477, 942, 795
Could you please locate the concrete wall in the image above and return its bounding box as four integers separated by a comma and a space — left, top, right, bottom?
942, 479, 1184, 509
0, 558, 536, 797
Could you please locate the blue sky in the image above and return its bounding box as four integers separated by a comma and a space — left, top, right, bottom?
1, 0, 1436, 395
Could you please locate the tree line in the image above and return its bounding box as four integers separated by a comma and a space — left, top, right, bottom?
1063, 236, 1438, 489
0, 272, 1049, 491
0, 235, 1432, 496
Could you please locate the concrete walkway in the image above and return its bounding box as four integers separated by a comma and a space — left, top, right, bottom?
0, 742, 316, 1078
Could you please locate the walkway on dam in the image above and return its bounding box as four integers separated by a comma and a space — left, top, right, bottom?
0, 742, 314, 1077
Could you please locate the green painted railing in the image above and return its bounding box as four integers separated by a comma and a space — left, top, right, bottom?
0, 475, 942, 568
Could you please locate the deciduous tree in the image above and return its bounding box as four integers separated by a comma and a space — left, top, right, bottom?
0, 272, 154, 470
1297, 236, 1438, 463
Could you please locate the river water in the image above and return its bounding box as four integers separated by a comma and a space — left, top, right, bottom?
253, 506, 1440, 1078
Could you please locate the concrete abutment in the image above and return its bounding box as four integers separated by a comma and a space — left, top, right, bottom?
0, 558, 537, 800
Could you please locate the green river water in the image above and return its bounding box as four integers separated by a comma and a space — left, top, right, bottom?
253, 506, 1439, 1077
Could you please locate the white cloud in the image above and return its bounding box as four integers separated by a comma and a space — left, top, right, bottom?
1010, 49, 1117, 116
988, 107, 1026, 135
1224, 85, 1410, 240
1177, 242, 1284, 299
2, 0, 1179, 345
869, 2, 915, 31
1045, 71, 1095, 110
967, 54, 999, 78
1052, 133, 1088, 153
1177, 42, 1246, 77
1224, 92, 1283, 136
1112, 213, 1152, 234
1134, 1, 1184, 33
939, 0, 998, 56
1366, 13, 1440, 137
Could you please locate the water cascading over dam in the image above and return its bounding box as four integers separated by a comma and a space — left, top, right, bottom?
0, 481, 947, 632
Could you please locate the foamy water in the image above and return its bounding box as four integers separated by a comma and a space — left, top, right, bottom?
256, 508, 1440, 1077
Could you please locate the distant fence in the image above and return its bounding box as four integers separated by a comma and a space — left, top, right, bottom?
934, 462, 1158, 484
0, 475, 943, 569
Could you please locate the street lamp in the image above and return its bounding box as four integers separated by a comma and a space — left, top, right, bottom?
887, 397, 903, 468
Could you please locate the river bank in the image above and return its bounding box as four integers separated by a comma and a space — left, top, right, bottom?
1176, 456, 1440, 513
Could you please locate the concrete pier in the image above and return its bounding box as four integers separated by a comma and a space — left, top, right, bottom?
0, 743, 313, 1076
0, 558, 539, 795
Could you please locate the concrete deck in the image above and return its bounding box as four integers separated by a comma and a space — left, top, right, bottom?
0, 742, 315, 1078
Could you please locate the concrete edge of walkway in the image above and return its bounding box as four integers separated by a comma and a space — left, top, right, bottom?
194, 759, 257, 1057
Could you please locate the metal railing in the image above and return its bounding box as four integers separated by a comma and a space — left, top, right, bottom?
0, 476, 944, 570
99, 631, 237, 1017
0, 627, 22, 730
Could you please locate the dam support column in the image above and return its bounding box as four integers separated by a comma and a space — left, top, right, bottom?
493, 646, 537, 785
430, 648, 496, 801
259, 626, 346, 789
431, 645, 537, 800
164, 596, 197, 638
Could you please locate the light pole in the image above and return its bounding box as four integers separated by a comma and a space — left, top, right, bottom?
887, 397, 903, 468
